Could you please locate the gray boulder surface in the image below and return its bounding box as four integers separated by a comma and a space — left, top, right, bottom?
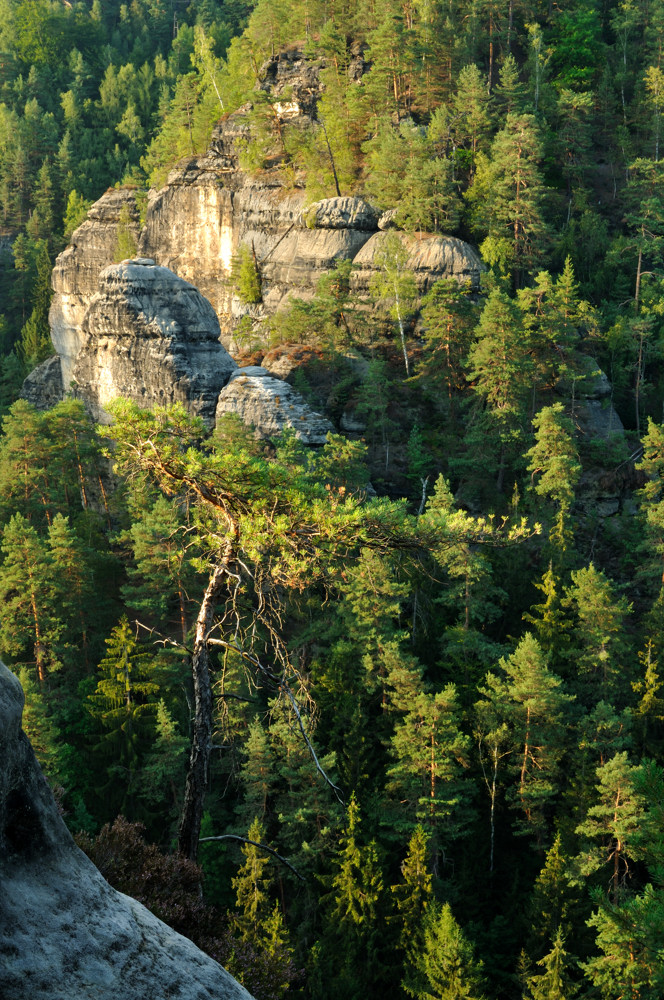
71, 258, 237, 424
20, 355, 64, 410
351, 231, 484, 295
50, 187, 141, 389
0, 660, 254, 1000
301, 197, 380, 231
216, 369, 334, 444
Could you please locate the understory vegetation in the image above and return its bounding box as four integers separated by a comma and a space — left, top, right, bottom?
2, 0, 664, 998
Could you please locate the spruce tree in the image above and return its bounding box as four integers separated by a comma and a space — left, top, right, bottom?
403, 902, 486, 1000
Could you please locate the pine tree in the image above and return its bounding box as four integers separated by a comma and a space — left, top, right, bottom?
0, 512, 61, 683
230, 243, 262, 304
87, 616, 160, 816
231, 816, 273, 941
236, 716, 275, 828
525, 403, 581, 563
563, 564, 632, 704
113, 201, 138, 261
467, 113, 549, 284
386, 685, 473, 854
16, 238, 52, 369
527, 835, 577, 958
123, 494, 198, 645
0, 399, 54, 526
47, 512, 98, 673
391, 824, 433, 955
576, 752, 645, 902
479, 633, 573, 844
465, 288, 532, 491
636, 419, 664, 590
419, 278, 477, 410
369, 232, 417, 376
313, 792, 386, 1000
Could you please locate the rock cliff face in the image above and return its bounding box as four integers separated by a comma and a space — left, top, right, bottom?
50, 187, 141, 389
50, 56, 483, 360
0, 660, 254, 1000
43, 77, 483, 436
71, 258, 237, 425
217, 367, 334, 444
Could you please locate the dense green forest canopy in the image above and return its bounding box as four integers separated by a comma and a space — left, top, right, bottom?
3, 0, 664, 998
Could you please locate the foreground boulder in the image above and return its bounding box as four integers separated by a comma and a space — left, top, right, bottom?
0, 660, 254, 1000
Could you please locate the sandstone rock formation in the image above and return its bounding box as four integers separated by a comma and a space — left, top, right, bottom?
41, 49, 484, 431
350, 231, 484, 295
216, 366, 334, 444
0, 660, 254, 1000
574, 357, 625, 443
50, 187, 141, 389
49, 55, 484, 358
71, 258, 237, 425
20, 355, 64, 410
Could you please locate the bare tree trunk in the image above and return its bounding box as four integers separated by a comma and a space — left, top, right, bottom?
178, 540, 235, 861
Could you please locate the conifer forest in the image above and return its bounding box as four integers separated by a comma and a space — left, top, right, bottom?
2, 0, 664, 996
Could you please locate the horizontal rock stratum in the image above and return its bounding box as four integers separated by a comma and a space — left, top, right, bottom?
0, 660, 254, 1000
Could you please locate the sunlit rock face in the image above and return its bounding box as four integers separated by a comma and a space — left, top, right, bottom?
0, 660, 254, 1000
49, 50, 484, 358
71, 259, 237, 425
50, 187, 141, 390
44, 49, 484, 425
216, 366, 334, 444
350, 231, 484, 296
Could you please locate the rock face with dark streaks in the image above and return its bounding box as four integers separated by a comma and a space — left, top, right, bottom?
49, 49, 484, 357
50, 187, 141, 389
41, 49, 484, 430
71, 258, 237, 425
0, 660, 255, 1000
20, 355, 64, 410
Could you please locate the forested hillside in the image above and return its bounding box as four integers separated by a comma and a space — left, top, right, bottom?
2, 0, 664, 998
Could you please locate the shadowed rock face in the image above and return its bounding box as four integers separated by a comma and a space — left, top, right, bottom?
71, 258, 237, 425
20, 355, 64, 411
0, 661, 254, 1000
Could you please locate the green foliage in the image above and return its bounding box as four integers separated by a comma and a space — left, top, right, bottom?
403, 902, 486, 1000
113, 202, 138, 262
231, 244, 262, 304
7, 1, 664, 995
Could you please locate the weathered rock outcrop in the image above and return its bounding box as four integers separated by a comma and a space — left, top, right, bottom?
350, 231, 484, 296
20, 355, 64, 410
574, 358, 625, 443
42, 49, 483, 430
0, 660, 254, 1000
50, 55, 483, 358
50, 187, 141, 388
71, 258, 237, 425
216, 366, 334, 444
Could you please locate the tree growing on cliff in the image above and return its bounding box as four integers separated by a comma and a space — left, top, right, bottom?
231, 243, 262, 304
